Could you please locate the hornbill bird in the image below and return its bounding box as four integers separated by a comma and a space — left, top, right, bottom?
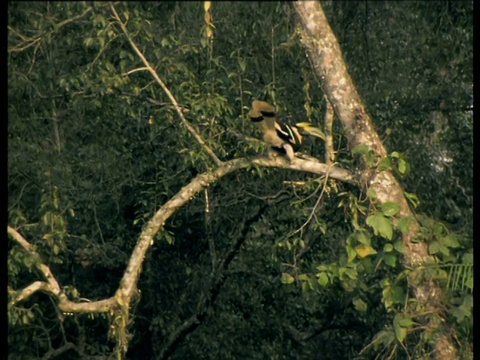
247, 100, 325, 161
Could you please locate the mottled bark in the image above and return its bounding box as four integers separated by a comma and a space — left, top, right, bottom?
293, 2, 458, 359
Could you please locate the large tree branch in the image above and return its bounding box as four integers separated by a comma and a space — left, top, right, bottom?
118, 155, 355, 309
8, 155, 354, 357
294, 2, 386, 159
8, 155, 354, 325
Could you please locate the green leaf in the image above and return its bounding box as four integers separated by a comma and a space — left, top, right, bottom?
438, 234, 460, 248
365, 150, 376, 167
433, 223, 446, 236
428, 240, 450, 256
84, 37, 95, 47
394, 322, 407, 342
382, 284, 404, 310
404, 191, 420, 208
384, 243, 394, 252
371, 329, 395, 348
450, 304, 471, 323
346, 244, 357, 262
381, 201, 400, 217
462, 253, 473, 264
366, 212, 393, 240
397, 315, 414, 328
383, 253, 397, 267
393, 314, 412, 342
163, 231, 175, 245
352, 144, 369, 155
238, 59, 247, 72
449, 294, 473, 323
355, 231, 371, 245
352, 297, 368, 313
366, 188, 377, 200
98, 36, 105, 48
397, 158, 409, 175
341, 266, 358, 280
396, 216, 415, 235
281, 273, 295, 284
317, 272, 329, 287
393, 314, 407, 342
298, 273, 310, 281
377, 156, 392, 172
438, 242, 450, 256
393, 240, 406, 254
428, 241, 440, 254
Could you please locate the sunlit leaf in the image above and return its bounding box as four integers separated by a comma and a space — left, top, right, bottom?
355, 244, 377, 258
317, 272, 329, 287
366, 212, 393, 240
281, 273, 295, 284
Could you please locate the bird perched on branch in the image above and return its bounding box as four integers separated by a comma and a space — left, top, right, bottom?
247, 100, 325, 161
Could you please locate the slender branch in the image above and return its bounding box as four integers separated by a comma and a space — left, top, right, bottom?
288, 165, 332, 239
7, 226, 117, 313
109, 3, 223, 167
122, 67, 149, 76
8, 5, 95, 53
40, 342, 77, 360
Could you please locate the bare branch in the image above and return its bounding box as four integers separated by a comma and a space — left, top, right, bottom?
109, 3, 223, 167
7, 226, 117, 313
10, 281, 52, 306
288, 169, 331, 239
118, 155, 356, 309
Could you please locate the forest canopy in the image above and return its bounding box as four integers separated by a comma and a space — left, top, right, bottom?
8, 2, 472, 359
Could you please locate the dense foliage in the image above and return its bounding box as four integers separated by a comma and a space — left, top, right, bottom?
8, 2, 472, 359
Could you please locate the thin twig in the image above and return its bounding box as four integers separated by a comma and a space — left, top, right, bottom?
288, 164, 333, 238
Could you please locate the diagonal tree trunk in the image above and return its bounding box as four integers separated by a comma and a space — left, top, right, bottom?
293, 2, 458, 359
